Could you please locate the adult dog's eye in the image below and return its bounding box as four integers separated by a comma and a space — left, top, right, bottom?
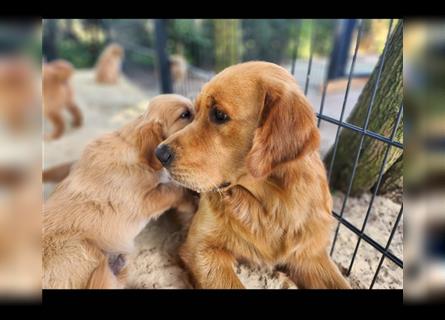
210, 106, 230, 124
179, 110, 191, 119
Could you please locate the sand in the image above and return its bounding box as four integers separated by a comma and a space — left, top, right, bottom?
123, 191, 402, 289
43, 70, 402, 289
125, 210, 298, 289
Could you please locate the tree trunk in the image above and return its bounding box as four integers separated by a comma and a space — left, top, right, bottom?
214, 19, 241, 72
324, 20, 403, 196
376, 153, 403, 194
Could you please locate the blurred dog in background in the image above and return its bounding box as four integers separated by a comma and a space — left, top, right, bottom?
43, 59, 83, 140
0, 56, 39, 133
95, 43, 124, 84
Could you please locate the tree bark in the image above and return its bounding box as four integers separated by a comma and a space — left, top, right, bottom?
214, 19, 241, 72
324, 20, 403, 196
376, 153, 403, 194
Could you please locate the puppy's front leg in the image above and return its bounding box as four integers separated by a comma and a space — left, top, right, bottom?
142, 183, 186, 216
173, 190, 199, 228
180, 243, 244, 289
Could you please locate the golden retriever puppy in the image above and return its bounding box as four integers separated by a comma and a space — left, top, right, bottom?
43, 59, 83, 140
0, 56, 38, 132
95, 43, 124, 84
43, 94, 197, 289
170, 54, 188, 85
156, 61, 351, 289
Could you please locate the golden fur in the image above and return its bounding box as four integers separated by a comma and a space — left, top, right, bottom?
43, 59, 83, 140
43, 94, 197, 289
0, 56, 38, 132
95, 43, 124, 84
159, 61, 351, 289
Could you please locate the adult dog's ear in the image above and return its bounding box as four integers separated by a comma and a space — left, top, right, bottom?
137, 121, 164, 171
246, 76, 320, 178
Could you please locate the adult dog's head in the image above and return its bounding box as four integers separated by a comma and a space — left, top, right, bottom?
156, 61, 320, 192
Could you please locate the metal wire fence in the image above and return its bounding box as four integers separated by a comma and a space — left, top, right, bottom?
299, 19, 402, 289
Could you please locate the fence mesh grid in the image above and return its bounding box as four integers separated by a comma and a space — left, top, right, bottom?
301, 19, 403, 289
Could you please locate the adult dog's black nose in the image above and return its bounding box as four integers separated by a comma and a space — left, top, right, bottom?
155, 144, 174, 167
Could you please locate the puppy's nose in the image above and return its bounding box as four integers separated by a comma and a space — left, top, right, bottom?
155, 144, 174, 167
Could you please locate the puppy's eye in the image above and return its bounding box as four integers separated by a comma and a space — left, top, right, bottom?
210, 106, 230, 124
179, 110, 191, 120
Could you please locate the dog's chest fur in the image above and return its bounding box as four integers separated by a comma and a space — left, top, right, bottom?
208, 182, 305, 265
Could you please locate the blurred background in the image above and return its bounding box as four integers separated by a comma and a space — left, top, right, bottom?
41, 19, 389, 97
404, 21, 445, 303
40, 19, 394, 177
1, 17, 443, 300
0, 19, 42, 302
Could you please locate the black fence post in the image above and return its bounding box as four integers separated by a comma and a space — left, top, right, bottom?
327, 19, 356, 81
42, 19, 58, 62
155, 19, 172, 94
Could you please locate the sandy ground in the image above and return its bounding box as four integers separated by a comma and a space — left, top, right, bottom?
43, 66, 402, 289
124, 190, 402, 289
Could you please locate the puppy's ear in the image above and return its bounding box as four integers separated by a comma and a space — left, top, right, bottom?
137, 121, 164, 171
246, 77, 320, 178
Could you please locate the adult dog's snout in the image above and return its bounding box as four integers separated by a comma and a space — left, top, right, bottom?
155, 144, 174, 167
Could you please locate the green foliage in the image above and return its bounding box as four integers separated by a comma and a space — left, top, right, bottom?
0, 21, 42, 63
311, 19, 335, 57
287, 19, 335, 60
20, 32, 42, 65
164, 19, 336, 69
214, 19, 241, 71
242, 19, 292, 64
45, 19, 340, 72
57, 38, 105, 68
166, 19, 214, 67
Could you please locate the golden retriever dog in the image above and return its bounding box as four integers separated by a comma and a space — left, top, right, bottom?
156, 61, 351, 289
43, 59, 83, 140
95, 43, 124, 84
170, 54, 188, 85
0, 56, 38, 132
43, 94, 197, 289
